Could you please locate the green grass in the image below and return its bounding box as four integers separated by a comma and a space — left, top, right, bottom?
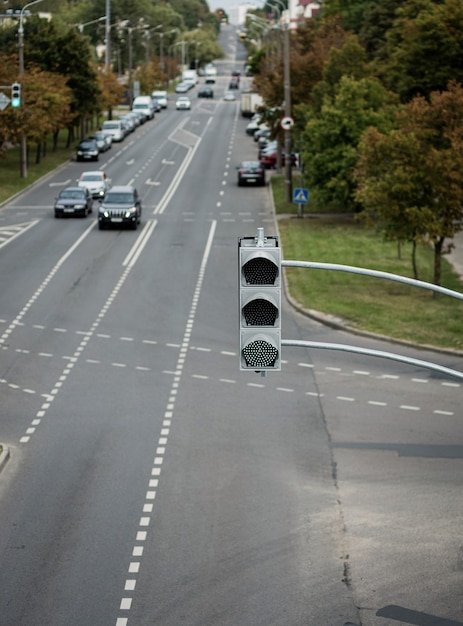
272, 176, 463, 351
0, 136, 74, 204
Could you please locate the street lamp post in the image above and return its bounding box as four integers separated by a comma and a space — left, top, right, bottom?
144, 24, 162, 64
282, 14, 292, 203
18, 0, 45, 178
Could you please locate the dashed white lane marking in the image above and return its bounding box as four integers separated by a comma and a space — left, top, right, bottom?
19, 263, 133, 443
115, 220, 217, 625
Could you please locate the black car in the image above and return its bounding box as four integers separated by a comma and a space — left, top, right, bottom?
98, 185, 142, 230
198, 86, 214, 98
237, 161, 266, 186
76, 139, 99, 162
229, 78, 239, 90
54, 186, 93, 218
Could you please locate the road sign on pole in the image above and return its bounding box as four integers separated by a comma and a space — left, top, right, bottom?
293, 187, 309, 205
0, 92, 11, 110
281, 116, 294, 131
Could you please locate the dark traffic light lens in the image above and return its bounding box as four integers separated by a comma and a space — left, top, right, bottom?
243, 258, 278, 285
242, 339, 278, 368
243, 298, 278, 325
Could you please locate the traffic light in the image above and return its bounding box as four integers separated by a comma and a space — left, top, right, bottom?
239, 230, 281, 371
11, 82, 21, 107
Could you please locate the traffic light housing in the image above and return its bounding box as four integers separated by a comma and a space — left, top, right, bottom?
239, 231, 281, 371
11, 82, 21, 107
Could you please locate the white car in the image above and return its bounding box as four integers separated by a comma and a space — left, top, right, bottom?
176, 96, 191, 110
224, 90, 236, 101
77, 171, 110, 199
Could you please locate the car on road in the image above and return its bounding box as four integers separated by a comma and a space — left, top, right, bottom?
176, 96, 191, 110
175, 82, 191, 93
198, 86, 214, 98
228, 78, 239, 89
75, 139, 99, 162
88, 131, 112, 152
77, 171, 110, 199
101, 120, 125, 142
223, 90, 236, 101
54, 186, 93, 218
98, 185, 142, 230
237, 161, 266, 186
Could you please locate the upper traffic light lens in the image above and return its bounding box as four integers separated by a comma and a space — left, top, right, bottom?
242, 257, 278, 285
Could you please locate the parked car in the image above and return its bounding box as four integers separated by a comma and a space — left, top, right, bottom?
198, 86, 214, 98
260, 151, 299, 169
54, 186, 93, 218
75, 139, 99, 162
98, 185, 142, 230
175, 82, 190, 93
176, 96, 191, 110
152, 98, 162, 113
88, 131, 112, 152
152, 90, 168, 108
246, 114, 263, 136
119, 115, 134, 135
237, 161, 266, 186
101, 120, 125, 142
77, 171, 110, 199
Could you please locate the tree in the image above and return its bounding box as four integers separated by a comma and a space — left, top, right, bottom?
381, 0, 463, 101
356, 81, 463, 288
301, 75, 398, 211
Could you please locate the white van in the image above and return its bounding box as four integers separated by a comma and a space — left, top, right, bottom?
101, 120, 124, 142
152, 90, 168, 109
132, 95, 155, 120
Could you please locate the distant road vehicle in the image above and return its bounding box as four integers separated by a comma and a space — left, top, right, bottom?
77, 171, 110, 199
198, 86, 214, 98
237, 161, 266, 186
175, 82, 190, 94
76, 139, 99, 162
152, 90, 168, 108
88, 131, 112, 152
54, 187, 93, 218
101, 120, 124, 142
176, 96, 191, 110
98, 185, 142, 230
132, 95, 155, 120
223, 91, 236, 101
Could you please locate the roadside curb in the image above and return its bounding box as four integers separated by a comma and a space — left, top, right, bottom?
0, 445, 10, 473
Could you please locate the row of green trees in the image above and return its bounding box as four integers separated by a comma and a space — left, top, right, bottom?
248, 0, 463, 287
0, 1, 224, 164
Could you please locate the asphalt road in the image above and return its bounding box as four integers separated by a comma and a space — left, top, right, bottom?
0, 25, 462, 626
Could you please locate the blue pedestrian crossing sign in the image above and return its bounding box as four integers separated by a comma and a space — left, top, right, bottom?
293, 187, 309, 204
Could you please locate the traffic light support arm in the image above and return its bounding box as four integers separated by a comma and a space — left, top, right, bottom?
281, 339, 463, 381
282, 260, 463, 301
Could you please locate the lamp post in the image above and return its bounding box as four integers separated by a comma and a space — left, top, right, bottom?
282, 11, 292, 202
153, 28, 178, 78
77, 15, 106, 33
144, 24, 162, 64
18, 0, 45, 178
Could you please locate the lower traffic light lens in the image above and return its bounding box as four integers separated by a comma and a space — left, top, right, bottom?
242, 339, 278, 368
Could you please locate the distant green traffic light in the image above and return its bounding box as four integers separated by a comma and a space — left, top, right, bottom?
11, 82, 21, 107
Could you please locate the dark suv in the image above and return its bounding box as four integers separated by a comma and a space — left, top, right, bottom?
98, 185, 142, 230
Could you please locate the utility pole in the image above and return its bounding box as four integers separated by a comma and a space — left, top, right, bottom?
283, 15, 292, 203
18, 0, 44, 178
